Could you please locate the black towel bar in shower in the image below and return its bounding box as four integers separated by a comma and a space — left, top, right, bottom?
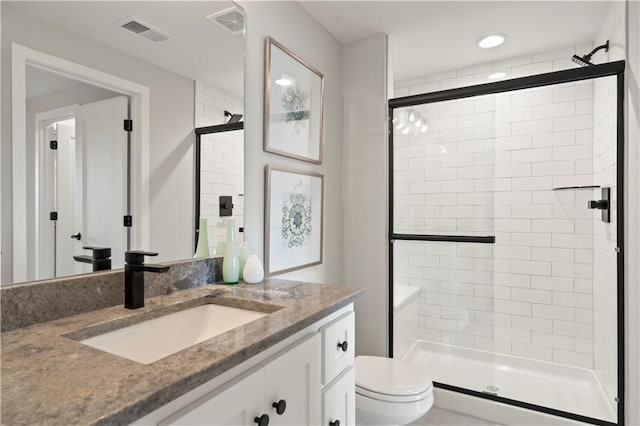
552, 185, 600, 190
391, 234, 496, 244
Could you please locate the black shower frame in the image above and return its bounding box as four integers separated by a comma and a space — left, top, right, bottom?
388, 60, 626, 426
194, 121, 244, 250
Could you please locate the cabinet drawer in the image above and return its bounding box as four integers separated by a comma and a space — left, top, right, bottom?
322, 366, 355, 426
321, 311, 354, 385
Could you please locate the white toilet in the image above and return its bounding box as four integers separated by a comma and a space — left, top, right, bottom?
355, 356, 434, 425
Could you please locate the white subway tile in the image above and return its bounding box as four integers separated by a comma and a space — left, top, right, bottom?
532, 102, 576, 119
511, 177, 553, 191
532, 219, 574, 233
552, 234, 593, 249
395, 76, 425, 88
495, 135, 532, 150
512, 205, 553, 219
495, 191, 532, 205
553, 114, 593, 132
552, 144, 592, 161
495, 163, 532, 178
494, 245, 532, 260
552, 84, 593, 103
532, 247, 575, 263
512, 148, 553, 163
512, 61, 553, 78
512, 288, 552, 304
496, 107, 532, 123
532, 160, 576, 176
495, 219, 532, 233
495, 300, 532, 316
441, 180, 475, 193
511, 342, 553, 361
495, 326, 531, 343
532, 304, 574, 320
512, 119, 553, 136
574, 308, 594, 324
574, 338, 594, 354
552, 262, 593, 279
408, 81, 440, 95
511, 232, 552, 247
553, 349, 593, 368
552, 291, 593, 308
511, 90, 553, 108
512, 315, 553, 332
494, 272, 531, 288
532, 332, 574, 350
532, 131, 575, 148
553, 320, 593, 338
573, 278, 592, 294
511, 260, 551, 276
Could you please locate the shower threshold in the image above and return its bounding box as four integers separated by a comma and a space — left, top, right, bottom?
403, 340, 616, 423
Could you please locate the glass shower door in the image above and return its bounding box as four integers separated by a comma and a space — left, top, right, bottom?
389, 68, 623, 425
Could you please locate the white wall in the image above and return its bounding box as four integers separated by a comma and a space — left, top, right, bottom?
25, 83, 119, 281
343, 33, 389, 356
240, 1, 344, 284
625, 1, 640, 425
1, 4, 195, 283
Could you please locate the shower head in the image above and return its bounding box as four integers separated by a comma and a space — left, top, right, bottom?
571, 40, 609, 67
224, 110, 243, 124
571, 54, 594, 67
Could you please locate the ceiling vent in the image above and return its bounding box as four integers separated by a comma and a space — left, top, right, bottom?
117, 17, 170, 42
207, 7, 245, 36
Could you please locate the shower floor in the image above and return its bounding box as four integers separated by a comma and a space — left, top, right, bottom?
403, 340, 617, 423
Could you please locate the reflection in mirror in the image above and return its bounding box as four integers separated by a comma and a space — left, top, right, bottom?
27, 66, 128, 279
196, 123, 245, 255
1, 1, 245, 285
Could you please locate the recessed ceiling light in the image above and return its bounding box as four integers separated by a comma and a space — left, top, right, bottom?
488, 72, 507, 80
275, 78, 292, 87
478, 34, 506, 49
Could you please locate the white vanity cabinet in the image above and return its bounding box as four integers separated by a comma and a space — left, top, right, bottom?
319, 312, 355, 426
136, 304, 355, 426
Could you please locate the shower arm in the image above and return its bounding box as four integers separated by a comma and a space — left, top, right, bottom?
584, 41, 610, 61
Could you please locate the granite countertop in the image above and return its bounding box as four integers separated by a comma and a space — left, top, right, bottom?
1, 279, 362, 425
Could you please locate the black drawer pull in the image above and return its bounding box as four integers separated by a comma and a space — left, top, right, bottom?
272, 399, 286, 415
254, 414, 269, 426
329, 420, 340, 426
337, 341, 348, 352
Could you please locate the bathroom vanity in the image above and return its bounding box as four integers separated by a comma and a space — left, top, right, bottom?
0, 279, 361, 425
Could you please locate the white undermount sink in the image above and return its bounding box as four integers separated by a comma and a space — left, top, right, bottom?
81, 304, 268, 364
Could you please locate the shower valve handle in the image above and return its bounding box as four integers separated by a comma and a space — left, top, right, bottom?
588, 199, 608, 210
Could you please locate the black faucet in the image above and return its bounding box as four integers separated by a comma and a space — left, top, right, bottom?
124, 251, 170, 309
73, 246, 112, 272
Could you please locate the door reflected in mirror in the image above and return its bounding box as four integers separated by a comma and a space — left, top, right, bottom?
30, 70, 129, 279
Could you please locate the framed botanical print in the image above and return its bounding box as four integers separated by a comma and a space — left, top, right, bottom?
264, 37, 324, 164
264, 166, 324, 276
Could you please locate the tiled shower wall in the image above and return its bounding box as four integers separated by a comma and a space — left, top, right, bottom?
195, 83, 244, 253
393, 45, 604, 369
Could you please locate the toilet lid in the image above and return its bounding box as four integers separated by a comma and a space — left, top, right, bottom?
355, 356, 432, 397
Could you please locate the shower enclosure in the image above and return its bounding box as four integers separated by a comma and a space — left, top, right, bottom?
388, 61, 625, 425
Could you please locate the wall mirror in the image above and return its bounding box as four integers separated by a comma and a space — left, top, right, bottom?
1, 1, 245, 285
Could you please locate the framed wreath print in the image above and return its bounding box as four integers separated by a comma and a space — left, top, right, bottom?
264, 37, 324, 164
264, 166, 324, 276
